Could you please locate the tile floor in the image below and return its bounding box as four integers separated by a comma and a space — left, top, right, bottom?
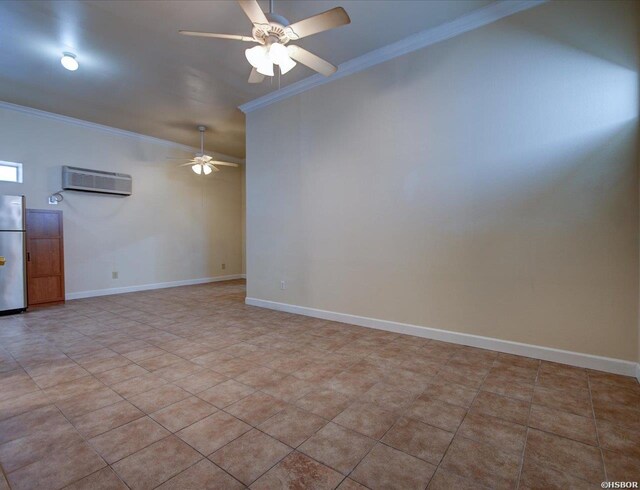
0, 279, 638, 489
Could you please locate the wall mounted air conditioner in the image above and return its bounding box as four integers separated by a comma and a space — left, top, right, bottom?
62, 166, 132, 196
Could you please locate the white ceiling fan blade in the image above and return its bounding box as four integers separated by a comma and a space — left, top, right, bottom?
287, 45, 336, 77
179, 31, 255, 42
237, 0, 269, 26
179, 162, 198, 166
248, 67, 265, 84
210, 161, 239, 167
284, 7, 350, 40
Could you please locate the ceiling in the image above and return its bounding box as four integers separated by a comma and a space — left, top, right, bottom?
0, 0, 491, 158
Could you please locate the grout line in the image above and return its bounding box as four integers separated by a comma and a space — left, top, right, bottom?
588, 375, 608, 483
514, 361, 539, 489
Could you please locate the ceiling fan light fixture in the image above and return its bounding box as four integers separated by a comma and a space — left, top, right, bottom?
191, 164, 202, 175
245, 45, 268, 69
268, 42, 288, 65
256, 62, 274, 77
279, 56, 296, 75
245, 45, 274, 77
60, 52, 79, 71
203, 164, 213, 175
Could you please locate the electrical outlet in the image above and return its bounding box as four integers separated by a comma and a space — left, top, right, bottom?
112, 271, 118, 279
280, 280, 286, 290
221, 263, 226, 270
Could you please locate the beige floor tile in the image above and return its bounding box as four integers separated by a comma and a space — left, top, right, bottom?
422, 379, 478, 408
0, 405, 67, 444
602, 449, 640, 482
294, 388, 352, 419
225, 392, 287, 425
128, 384, 190, 413
94, 364, 149, 386
532, 385, 592, 417
337, 478, 368, 490
7, 441, 106, 490
71, 400, 144, 438
0, 391, 52, 422
173, 370, 227, 394
524, 429, 605, 483
529, 404, 598, 446
351, 443, 436, 490
457, 411, 527, 454
261, 375, 317, 402
299, 422, 375, 475
110, 373, 167, 398
177, 411, 251, 455
251, 451, 343, 490
519, 450, 600, 489
210, 428, 292, 485
137, 353, 183, 372
358, 382, 416, 412
157, 459, 243, 489
332, 401, 398, 439
1, 281, 638, 489
440, 436, 521, 489
64, 467, 128, 490
196, 379, 255, 408
112, 435, 201, 489
471, 390, 530, 425
0, 421, 83, 473
404, 395, 467, 432
150, 396, 217, 432
382, 416, 453, 464
89, 416, 170, 463
427, 467, 491, 489
596, 419, 640, 458
259, 405, 327, 447
56, 387, 123, 419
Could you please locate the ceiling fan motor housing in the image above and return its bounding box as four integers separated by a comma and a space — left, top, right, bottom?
252, 13, 292, 45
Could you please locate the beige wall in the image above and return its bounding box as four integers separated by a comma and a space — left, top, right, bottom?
0, 105, 244, 297
246, 1, 639, 361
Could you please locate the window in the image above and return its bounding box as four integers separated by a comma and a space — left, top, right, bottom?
0, 161, 23, 183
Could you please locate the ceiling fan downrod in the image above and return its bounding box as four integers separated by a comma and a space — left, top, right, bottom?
198, 125, 206, 156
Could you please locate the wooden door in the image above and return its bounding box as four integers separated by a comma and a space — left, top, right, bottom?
26, 209, 65, 306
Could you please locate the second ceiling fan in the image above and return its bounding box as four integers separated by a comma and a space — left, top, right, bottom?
179, 0, 351, 83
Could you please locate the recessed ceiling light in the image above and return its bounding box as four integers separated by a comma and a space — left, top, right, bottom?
60, 52, 79, 71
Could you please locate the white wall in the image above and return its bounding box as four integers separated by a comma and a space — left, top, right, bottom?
0, 104, 244, 298
246, 0, 639, 362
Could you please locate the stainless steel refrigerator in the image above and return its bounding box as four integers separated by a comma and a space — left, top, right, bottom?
0, 195, 27, 314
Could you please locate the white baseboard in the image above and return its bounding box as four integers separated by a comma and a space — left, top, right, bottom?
66, 274, 246, 300
245, 297, 638, 378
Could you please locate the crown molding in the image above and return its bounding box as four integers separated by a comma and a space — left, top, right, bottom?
0, 100, 245, 164
239, 0, 547, 114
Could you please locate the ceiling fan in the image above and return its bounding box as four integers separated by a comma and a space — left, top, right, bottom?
175, 126, 239, 175
179, 0, 351, 83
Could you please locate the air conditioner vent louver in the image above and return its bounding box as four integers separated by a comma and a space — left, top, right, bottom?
62, 166, 132, 196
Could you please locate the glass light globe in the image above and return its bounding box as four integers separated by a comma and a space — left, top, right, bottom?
191, 164, 202, 175
245, 46, 269, 68
61, 53, 79, 71
203, 165, 213, 175
279, 56, 296, 75
245, 45, 273, 76
268, 43, 289, 65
